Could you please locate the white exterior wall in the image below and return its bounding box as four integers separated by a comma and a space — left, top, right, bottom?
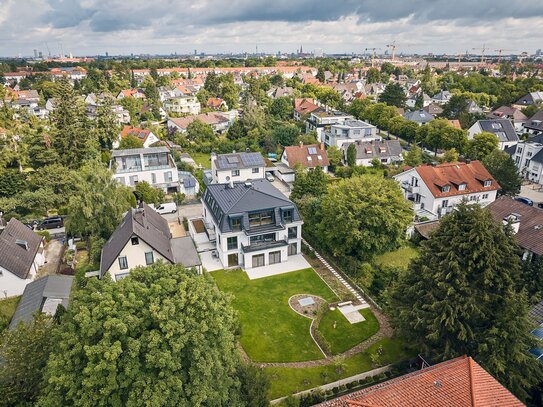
212, 166, 265, 184
513, 142, 543, 184
467, 122, 483, 140
106, 239, 170, 281
164, 97, 201, 115
0, 252, 42, 298
114, 168, 179, 191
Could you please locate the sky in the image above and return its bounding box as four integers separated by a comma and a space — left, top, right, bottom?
0, 0, 542, 57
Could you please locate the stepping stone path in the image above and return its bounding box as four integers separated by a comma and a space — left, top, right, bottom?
302, 239, 370, 309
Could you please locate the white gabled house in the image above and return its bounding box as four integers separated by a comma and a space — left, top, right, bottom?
394, 161, 500, 219
0, 218, 45, 297
201, 179, 303, 270
210, 152, 266, 184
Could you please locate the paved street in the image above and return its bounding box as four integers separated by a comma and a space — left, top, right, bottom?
520, 184, 543, 204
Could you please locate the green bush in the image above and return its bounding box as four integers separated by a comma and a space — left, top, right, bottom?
36, 230, 51, 243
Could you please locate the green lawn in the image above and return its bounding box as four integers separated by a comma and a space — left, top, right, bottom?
265, 338, 412, 399
212, 268, 337, 363
189, 152, 212, 169
0, 296, 20, 331
374, 245, 419, 270
318, 308, 380, 355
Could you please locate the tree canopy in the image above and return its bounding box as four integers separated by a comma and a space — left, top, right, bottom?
482, 149, 522, 196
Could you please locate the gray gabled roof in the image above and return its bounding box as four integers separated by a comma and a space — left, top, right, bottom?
203, 179, 301, 233
214, 152, 265, 170
404, 109, 434, 123
0, 218, 43, 279
100, 203, 173, 277
9, 275, 74, 330
171, 236, 201, 268
343, 139, 403, 160
477, 119, 519, 143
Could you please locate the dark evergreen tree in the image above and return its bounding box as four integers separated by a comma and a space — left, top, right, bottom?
482, 149, 522, 196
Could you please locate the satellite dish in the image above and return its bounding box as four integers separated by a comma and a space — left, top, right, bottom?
226, 176, 230, 181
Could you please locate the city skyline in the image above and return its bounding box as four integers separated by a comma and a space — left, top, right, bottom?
1, 0, 543, 58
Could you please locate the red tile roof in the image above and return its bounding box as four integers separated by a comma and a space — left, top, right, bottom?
207, 97, 225, 109
168, 112, 229, 130
120, 125, 151, 142
283, 143, 329, 168
319, 356, 523, 407
448, 119, 462, 129
294, 98, 319, 115
415, 161, 500, 198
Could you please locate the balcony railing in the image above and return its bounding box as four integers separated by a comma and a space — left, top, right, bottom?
241, 239, 288, 253
402, 181, 419, 193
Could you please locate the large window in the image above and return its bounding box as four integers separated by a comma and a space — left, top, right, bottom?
283, 209, 293, 223
164, 171, 173, 182
288, 243, 297, 256
144, 153, 168, 169
288, 227, 297, 239
231, 217, 242, 232
145, 251, 154, 265
269, 251, 281, 265
118, 256, 128, 270
232, 169, 240, 177
129, 175, 138, 186
252, 254, 265, 268
250, 233, 276, 245
228, 253, 238, 267
249, 211, 274, 227
227, 236, 238, 250
252, 168, 259, 174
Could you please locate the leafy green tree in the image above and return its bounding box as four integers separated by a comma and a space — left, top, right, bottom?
134, 181, 159, 205
441, 148, 459, 163
482, 149, 522, 196
290, 166, 328, 202
0, 169, 26, 198
269, 96, 293, 120
315, 87, 343, 110
66, 161, 133, 239
38, 263, 243, 406
316, 67, 325, 83
346, 143, 357, 167
318, 175, 412, 261
441, 94, 469, 119
95, 97, 120, 149
51, 78, 98, 168
269, 74, 284, 87
0, 315, 55, 406
272, 124, 300, 147
379, 82, 407, 107
365, 68, 380, 84
326, 146, 343, 170
237, 364, 270, 407
118, 134, 144, 149
390, 204, 543, 401
187, 119, 215, 143
226, 120, 247, 140
403, 145, 423, 167
416, 119, 467, 155
466, 132, 499, 160
204, 71, 221, 94
24, 129, 58, 168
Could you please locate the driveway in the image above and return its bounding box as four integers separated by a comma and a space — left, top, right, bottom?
38, 239, 63, 278
178, 202, 203, 220
271, 179, 292, 198
520, 185, 543, 204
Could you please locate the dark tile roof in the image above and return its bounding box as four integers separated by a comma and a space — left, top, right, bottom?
403, 109, 434, 123
487, 196, 543, 256
524, 110, 543, 132
100, 204, 173, 276
0, 218, 43, 279
343, 139, 402, 160
414, 220, 440, 239
214, 152, 265, 170
477, 119, 519, 143
203, 179, 300, 233
9, 275, 74, 330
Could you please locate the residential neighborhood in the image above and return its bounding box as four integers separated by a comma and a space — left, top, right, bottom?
2, 2, 543, 406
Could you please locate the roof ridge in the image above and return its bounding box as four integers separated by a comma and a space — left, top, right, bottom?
468, 356, 477, 407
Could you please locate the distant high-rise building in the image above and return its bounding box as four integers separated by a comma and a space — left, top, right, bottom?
38, 51, 43, 58
536, 49, 542, 57
33, 49, 38, 58
105, 51, 109, 57
194, 49, 197, 55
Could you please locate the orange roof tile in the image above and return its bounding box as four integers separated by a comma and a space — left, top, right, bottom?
415, 161, 500, 198
319, 356, 523, 407
294, 98, 319, 115
120, 125, 151, 142
283, 143, 329, 168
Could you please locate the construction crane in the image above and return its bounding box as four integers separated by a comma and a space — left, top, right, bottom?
44, 42, 51, 57
494, 49, 513, 63
472, 45, 486, 63
365, 47, 381, 68
386, 41, 397, 61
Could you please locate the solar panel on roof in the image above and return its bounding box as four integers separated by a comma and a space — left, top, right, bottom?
227, 156, 240, 164
240, 153, 264, 167
308, 147, 317, 154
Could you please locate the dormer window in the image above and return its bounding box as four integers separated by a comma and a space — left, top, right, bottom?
458, 183, 467, 191
484, 180, 492, 187
442, 185, 451, 193
231, 217, 242, 232
283, 209, 293, 223
131, 237, 139, 245
307, 156, 312, 161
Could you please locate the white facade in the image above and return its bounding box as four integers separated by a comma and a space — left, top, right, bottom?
163, 96, 201, 115
0, 251, 44, 298
467, 121, 518, 151
323, 120, 379, 148
211, 164, 265, 184
105, 238, 169, 281
512, 140, 543, 185
306, 111, 355, 142
394, 168, 498, 218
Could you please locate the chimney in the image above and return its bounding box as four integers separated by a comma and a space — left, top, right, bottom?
299, 140, 303, 147
229, 178, 234, 189
503, 213, 521, 234
319, 142, 324, 151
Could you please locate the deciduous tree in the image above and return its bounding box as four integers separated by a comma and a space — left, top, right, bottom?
482, 149, 522, 195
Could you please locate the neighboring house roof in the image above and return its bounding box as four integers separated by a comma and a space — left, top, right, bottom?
524, 110, 543, 132
283, 143, 329, 168
343, 139, 402, 161
207, 97, 225, 108
294, 98, 319, 115
414, 220, 440, 239
475, 119, 519, 144
403, 109, 434, 123
214, 152, 266, 171
432, 90, 451, 101
100, 203, 174, 277
423, 103, 443, 116
530, 300, 543, 325
466, 100, 483, 114
413, 161, 500, 198
9, 275, 74, 330
111, 146, 170, 157
267, 86, 294, 98
168, 112, 229, 130
448, 119, 462, 129
487, 196, 543, 256
318, 355, 522, 407
120, 125, 153, 143
487, 106, 528, 122
171, 236, 202, 267
203, 179, 301, 233
0, 218, 43, 279
515, 91, 543, 106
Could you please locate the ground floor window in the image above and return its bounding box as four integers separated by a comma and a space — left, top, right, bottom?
269, 250, 281, 265
228, 253, 238, 267
288, 243, 297, 256
252, 253, 265, 268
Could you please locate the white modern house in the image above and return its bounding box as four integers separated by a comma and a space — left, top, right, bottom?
0, 218, 45, 297
99, 204, 201, 281
210, 152, 266, 184
467, 119, 519, 150
511, 134, 543, 185
110, 147, 180, 193
322, 119, 379, 148
201, 180, 303, 270
306, 108, 355, 142
163, 96, 201, 115
394, 161, 499, 219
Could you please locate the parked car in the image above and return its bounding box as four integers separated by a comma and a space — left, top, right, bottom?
152, 202, 177, 215
537, 202, 543, 209
514, 197, 534, 206
36, 216, 64, 230
266, 173, 275, 182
